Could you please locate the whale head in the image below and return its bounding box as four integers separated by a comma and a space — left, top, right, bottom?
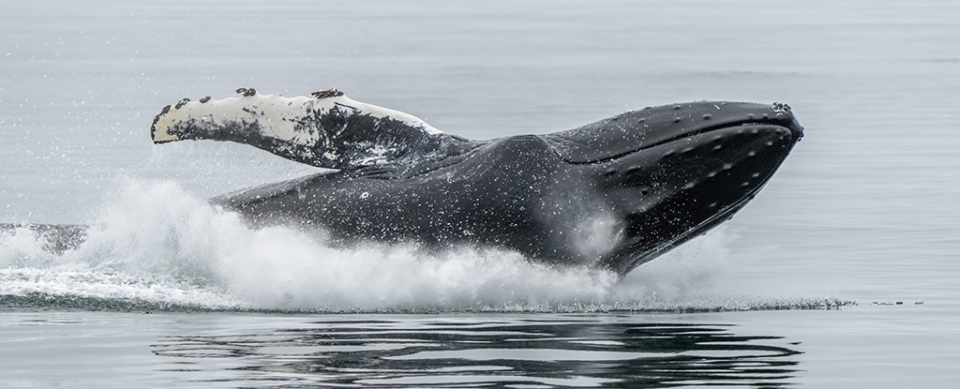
545, 101, 804, 274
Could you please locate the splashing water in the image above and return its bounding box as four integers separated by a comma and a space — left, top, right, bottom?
0, 179, 841, 313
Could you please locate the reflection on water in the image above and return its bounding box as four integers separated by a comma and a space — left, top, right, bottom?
152, 317, 800, 388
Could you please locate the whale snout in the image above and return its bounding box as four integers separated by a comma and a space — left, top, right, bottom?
544, 101, 801, 165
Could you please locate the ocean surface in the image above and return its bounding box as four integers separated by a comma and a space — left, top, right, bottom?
2, 0, 958, 387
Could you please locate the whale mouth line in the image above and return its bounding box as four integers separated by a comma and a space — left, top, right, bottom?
559, 121, 797, 165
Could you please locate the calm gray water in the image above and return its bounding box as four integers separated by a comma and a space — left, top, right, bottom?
2, 0, 959, 387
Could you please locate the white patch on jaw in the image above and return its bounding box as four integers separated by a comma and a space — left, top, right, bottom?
538, 186, 625, 265
569, 208, 624, 260
152, 92, 441, 146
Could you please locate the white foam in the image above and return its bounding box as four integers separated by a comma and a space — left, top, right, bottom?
1, 179, 756, 312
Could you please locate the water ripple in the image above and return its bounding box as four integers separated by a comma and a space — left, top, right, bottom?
151, 317, 801, 388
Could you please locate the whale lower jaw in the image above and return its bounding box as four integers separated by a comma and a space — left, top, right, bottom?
599, 185, 758, 276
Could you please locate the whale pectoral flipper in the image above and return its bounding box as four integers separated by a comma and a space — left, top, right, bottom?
151, 88, 476, 173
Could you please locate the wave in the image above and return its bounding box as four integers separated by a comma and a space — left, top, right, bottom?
1, 179, 850, 313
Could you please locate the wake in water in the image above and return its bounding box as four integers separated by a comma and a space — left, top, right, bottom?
0, 179, 844, 313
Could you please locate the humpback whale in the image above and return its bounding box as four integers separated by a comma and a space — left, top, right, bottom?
148, 88, 803, 276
